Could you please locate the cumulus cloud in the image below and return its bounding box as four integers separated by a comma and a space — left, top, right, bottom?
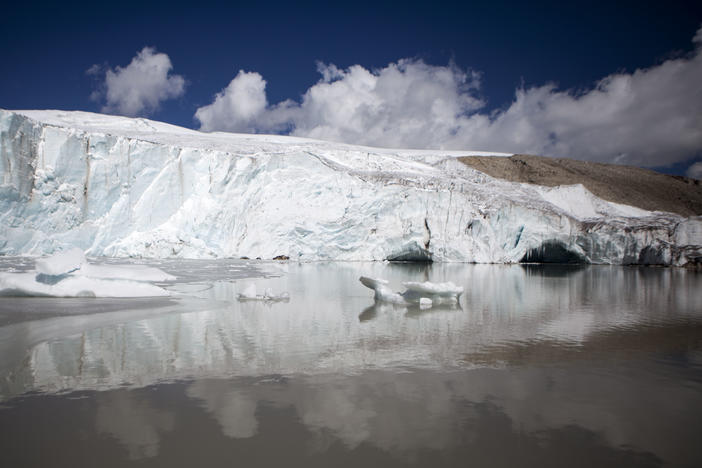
687, 162, 702, 179
195, 60, 483, 148
196, 26, 702, 167
194, 70, 270, 133
90, 47, 185, 117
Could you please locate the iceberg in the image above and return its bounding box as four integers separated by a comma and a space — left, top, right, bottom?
35, 247, 86, 276
402, 281, 464, 305
359, 276, 463, 306
0, 248, 172, 297
359, 276, 406, 304
236, 283, 290, 302
1, 109, 700, 265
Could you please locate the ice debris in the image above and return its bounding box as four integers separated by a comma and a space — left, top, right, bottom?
237, 283, 290, 302
359, 276, 463, 307
0, 249, 173, 297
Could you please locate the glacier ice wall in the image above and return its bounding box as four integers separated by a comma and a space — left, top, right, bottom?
1, 109, 700, 265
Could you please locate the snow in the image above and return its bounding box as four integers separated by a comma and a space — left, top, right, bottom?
1, 109, 700, 265
534, 184, 652, 220
0, 249, 172, 297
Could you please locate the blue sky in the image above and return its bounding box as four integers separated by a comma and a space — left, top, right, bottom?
2, 1, 701, 174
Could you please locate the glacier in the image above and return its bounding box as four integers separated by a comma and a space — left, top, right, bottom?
1, 108, 700, 265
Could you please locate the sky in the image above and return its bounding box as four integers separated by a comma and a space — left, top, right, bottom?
1, 0, 702, 175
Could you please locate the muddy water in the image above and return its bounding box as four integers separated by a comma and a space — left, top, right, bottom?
0, 261, 700, 467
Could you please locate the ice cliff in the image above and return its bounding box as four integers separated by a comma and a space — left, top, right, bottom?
1, 109, 700, 265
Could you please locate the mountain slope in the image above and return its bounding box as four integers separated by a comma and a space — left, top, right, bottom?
460, 154, 702, 216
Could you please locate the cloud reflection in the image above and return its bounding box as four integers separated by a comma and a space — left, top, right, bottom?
95, 392, 174, 460
186, 380, 258, 439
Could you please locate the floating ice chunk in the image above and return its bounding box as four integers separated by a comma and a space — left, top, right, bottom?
35, 248, 86, 276
401, 280, 464, 305
264, 289, 290, 301
359, 276, 407, 304
0, 249, 172, 297
402, 281, 464, 297
80, 264, 176, 282
0, 272, 169, 297
359, 276, 463, 305
237, 284, 290, 302
419, 297, 433, 309
238, 284, 258, 299
359, 277, 389, 288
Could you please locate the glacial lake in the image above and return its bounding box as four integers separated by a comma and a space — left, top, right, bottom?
0, 259, 701, 467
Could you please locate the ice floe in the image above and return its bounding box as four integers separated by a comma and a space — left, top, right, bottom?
359, 276, 463, 307
236, 283, 290, 302
0, 249, 173, 297
35, 247, 86, 276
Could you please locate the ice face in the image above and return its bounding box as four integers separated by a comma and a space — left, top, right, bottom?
1, 109, 700, 265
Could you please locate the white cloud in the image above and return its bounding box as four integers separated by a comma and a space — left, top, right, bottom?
85, 63, 102, 76
194, 70, 269, 133
687, 162, 702, 179
195, 26, 702, 167
91, 47, 185, 117
195, 59, 483, 148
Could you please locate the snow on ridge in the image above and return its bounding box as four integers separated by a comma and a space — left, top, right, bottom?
533, 184, 653, 221
12, 109, 512, 159
1, 109, 700, 265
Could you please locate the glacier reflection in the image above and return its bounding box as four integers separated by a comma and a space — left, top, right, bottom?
0, 262, 700, 399
0, 262, 700, 465
78, 364, 701, 465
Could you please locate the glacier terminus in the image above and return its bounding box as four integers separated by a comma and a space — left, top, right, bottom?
1, 109, 700, 265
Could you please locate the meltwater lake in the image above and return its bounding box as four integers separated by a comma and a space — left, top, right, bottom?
0, 259, 701, 467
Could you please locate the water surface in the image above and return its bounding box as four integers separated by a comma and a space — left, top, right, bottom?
0, 260, 701, 467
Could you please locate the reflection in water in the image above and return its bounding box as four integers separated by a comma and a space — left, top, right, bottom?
96, 392, 174, 460
186, 380, 258, 439
0, 368, 688, 466
358, 303, 381, 322
0, 262, 700, 467
359, 301, 462, 321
